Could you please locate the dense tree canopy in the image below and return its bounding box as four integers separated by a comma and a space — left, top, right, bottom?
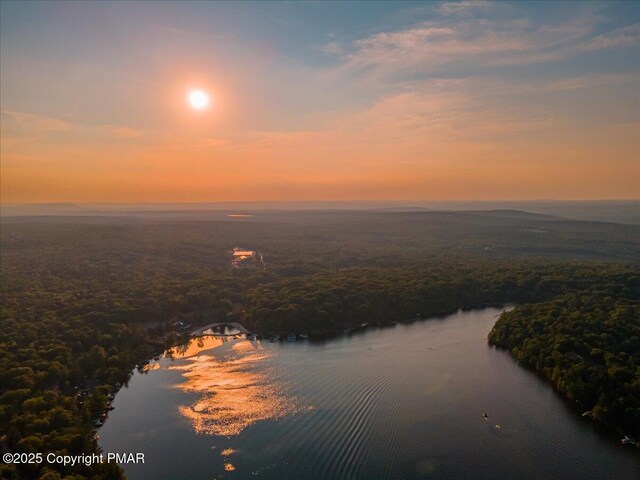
1, 211, 638, 478
489, 286, 640, 436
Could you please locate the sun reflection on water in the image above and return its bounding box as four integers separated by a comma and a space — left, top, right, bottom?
166, 336, 225, 359
140, 362, 160, 373
167, 336, 302, 437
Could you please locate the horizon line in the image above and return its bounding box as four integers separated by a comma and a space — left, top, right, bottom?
2, 198, 639, 206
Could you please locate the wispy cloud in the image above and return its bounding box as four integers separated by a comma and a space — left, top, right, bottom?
321, 41, 343, 55
576, 22, 640, 52
2, 110, 72, 132
438, 1, 492, 16
203, 67, 638, 173
324, 7, 637, 76
492, 22, 640, 65
544, 72, 639, 92
97, 124, 143, 139
1, 110, 143, 142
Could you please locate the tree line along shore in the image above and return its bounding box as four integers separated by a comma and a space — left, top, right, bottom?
2, 212, 638, 479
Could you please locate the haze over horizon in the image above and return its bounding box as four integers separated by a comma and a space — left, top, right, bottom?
1, 1, 639, 203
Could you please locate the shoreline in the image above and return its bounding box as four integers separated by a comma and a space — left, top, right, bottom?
101, 305, 639, 471
99, 304, 637, 457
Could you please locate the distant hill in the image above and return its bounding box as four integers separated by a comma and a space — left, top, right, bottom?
1, 200, 638, 225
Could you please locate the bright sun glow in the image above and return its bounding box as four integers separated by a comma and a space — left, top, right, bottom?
188, 89, 209, 110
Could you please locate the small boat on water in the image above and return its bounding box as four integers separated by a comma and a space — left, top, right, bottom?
621, 435, 635, 445
483, 413, 489, 420
495, 424, 501, 430
299, 333, 309, 340
582, 410, 593, 417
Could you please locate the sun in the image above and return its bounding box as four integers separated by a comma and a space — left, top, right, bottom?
188, 89, 209, 110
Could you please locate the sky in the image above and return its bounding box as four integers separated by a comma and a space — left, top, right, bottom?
1, 1, 639, 203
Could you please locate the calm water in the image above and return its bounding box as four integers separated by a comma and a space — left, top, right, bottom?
99, 308, 639, 479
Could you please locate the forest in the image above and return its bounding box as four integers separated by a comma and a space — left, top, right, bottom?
489, 287, 640, 437
1, 210, 639, 479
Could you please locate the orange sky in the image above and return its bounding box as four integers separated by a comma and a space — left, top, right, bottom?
1, 2, 639, 203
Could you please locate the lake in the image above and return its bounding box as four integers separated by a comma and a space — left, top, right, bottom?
99, 308, 639, 479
